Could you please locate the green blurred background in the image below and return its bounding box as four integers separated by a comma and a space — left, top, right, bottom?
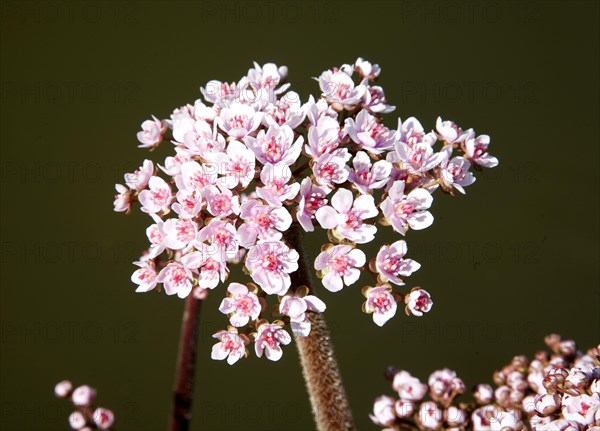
1, 1, 598, 430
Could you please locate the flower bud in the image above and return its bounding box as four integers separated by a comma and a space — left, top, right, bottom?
68, 411, 87, 430
93, 407, 115, 430
72, 385, 96, 407
473, 384, 494, 405
369, 395, 396, 427
545, 334, 562, 352
444, 405, 467, 426
394, 399, 415, 418
417, 401, 442, 430
534, 393, 561, 416
494, 385, 511, 408
558, 339, 577, 357
55, 380, 73, 398
522, 394, 537, 414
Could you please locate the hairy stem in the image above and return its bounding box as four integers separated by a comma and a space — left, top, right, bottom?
169, 294, 202, 431
284, 223, 356, 431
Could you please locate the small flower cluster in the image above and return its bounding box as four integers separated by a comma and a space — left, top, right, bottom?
114, 58, 497, 364
370, 335, 600, 430
54, 381, 115, 430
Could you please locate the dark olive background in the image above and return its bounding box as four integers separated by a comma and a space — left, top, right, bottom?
1, 1, 598, 430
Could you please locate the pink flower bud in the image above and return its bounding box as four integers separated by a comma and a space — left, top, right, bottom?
93, 407, 115, 430
68, 411, 87, 430
394, 399, 415, 418
54, 380, 73, 398
445, 406, 467, 426
72, 385, 96, 407
534, 393, 561, 416
474, 384, 494, 405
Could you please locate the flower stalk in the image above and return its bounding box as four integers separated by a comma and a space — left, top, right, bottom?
169, 294, 202, 431
284, 222, 356, 431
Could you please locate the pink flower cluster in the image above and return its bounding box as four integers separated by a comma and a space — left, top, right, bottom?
370, 335, 600, 430
54, 381, 115, 430
115, 58, 497, 363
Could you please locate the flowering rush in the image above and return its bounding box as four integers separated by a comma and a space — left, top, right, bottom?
115, 58, 498, 364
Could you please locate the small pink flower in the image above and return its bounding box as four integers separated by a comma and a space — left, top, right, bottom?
131, 260, 158, 293
363, 285, 397, 327
217, 102, 262, 139
181, 247, 228, 290
306, 116, 342, 158
355, 57, 381, 80
561, 393, 600, 426
439, 149, 476, 194
435, 116, 473, 144
376, 240, 421, 286
211, 140, 256, 189
396, 117, 430, 148
347, 150, 392, 194
202, 185, 240, 218
263, 91, 306, 129
211, 330, 248, 365
92, 407, 114, 430
312, 149, 350, 189
181, 119, 225, 158
314, 245, 366, 292
254, 322, 292, 361
171, 189, 202, 219
125, 159, 154, 190
405, 288, 433, 316
279, 292, 326, 336
463, 134, 498, 168
392, 371, 428, 402
428, 369, 465, 406
296, 178, 330, 232
218, 283, 262, 327
345, 110, 396, 154
177, 161, 217, 192
255, 163, 300, 206
315, 188, 378, 243
363, 85, 395, 114
156, 263, 194, 298
137, 115, 165, 149
245, 241, 299, 295
160, 148, 192, 176
244, 123, 303, 166
381, 181, 434, 235
138, 176, 172, 214
162, 218, 198, 250
417, 401, 443, 430
369, 395, 396, 427
247, 62, 287, 93
113, 184, 132, 213
318, 70, 366, 107
395, 140, 445, 175
237, 200, 292, 246
196, 219, 239, 262
72, 385, 96, 406
54, 380, 73, 398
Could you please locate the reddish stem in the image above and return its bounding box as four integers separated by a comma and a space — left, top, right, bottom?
169, 295, 202, 431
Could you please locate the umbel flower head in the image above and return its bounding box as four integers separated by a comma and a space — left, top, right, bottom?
370, 334, 600, 431
115, 58, 498, 364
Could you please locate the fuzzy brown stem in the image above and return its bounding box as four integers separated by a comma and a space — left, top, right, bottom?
169, 294, 202, 431
284, 223, 356, 431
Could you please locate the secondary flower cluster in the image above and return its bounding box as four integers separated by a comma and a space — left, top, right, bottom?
370, 334, 600, 430
54, 381, 115, 430
114, 58, 498, 364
